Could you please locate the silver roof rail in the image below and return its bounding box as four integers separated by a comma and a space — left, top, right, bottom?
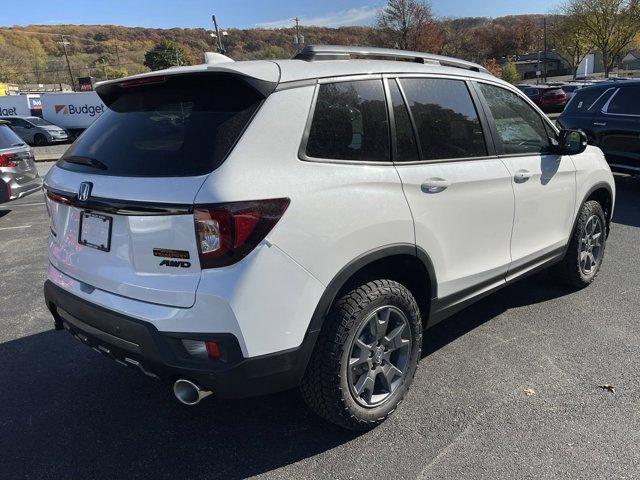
294, 45, 488, 74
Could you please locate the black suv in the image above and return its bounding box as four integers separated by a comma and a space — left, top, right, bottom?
558, 80, 640, 175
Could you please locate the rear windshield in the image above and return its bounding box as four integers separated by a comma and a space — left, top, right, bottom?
0, 125, 25, 149
58, 74, 264, 177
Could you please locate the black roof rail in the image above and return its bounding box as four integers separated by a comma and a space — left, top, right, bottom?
294, 45, 489, 74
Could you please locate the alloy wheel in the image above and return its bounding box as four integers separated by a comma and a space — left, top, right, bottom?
347, 306, 412, 408
579, 214, 603, 275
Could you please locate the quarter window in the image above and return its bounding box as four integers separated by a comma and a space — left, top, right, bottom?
400, 78, 487, 161
606, 87, 640, 115
305, 79, 390, 162
478, 83, 551, 155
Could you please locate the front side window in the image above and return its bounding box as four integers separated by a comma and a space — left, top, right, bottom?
28, 117, 54, 126
606, 87, 640, 115
305, 79, 390, 162
400, 78, 487, 161
478, 83, 551, 155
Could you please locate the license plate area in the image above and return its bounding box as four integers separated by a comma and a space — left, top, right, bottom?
78, 211, 112, 252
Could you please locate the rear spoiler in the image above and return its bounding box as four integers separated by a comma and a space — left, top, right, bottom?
96, 68, 279, 107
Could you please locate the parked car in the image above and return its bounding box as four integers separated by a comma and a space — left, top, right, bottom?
0, 120, 42, 204
558, 80, 640, 175
519, 85, 569, 112
43, 45, 615, 430
0, 116, 69, 146
560, 83, 587, 101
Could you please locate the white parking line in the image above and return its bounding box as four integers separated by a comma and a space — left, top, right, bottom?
0, 225, 32, 230
8, 202, 46, 207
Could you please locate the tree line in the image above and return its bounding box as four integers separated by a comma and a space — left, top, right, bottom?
0, 0, 638, 87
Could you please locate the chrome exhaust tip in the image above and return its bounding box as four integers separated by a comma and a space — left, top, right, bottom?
173, 379, 212, 406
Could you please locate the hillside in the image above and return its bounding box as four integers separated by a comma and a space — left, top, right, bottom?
0, 16, 546, 86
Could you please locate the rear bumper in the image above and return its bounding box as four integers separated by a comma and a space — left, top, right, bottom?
44, 280, 318, 399
0, 174, 42, 202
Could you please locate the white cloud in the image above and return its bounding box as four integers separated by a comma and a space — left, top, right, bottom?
255, 5, 381, 29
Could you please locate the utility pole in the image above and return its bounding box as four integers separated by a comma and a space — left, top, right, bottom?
543, 17, 548, 83
294, 17, 301, 53
58, 35, 75, 91
212, 15, 226, 54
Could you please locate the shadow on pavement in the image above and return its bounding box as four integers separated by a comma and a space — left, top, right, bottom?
0, 329, 359, 480
611, 174, 640, 228
0, 209, 10, 219
423, 273, 572, 358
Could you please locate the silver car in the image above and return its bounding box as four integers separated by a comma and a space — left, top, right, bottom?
0, 116, 69, 146
0, 121, 42, 203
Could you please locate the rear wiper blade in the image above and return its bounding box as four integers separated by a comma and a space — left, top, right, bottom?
62, 155, 107, 170
11, 142, 24, 147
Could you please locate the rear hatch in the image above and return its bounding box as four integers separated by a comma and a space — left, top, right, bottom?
44, 69, 277, 308
541, 88, 567, 105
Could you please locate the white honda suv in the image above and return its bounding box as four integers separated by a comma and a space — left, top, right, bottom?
43, 45, 615, 430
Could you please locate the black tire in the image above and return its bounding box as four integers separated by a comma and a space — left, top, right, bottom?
33, 133, 48, 146
300, 279, 422, 430
554, 200, 607, 288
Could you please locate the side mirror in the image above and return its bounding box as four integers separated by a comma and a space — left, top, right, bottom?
24, 124, 32, 129
558, 129, 587, 155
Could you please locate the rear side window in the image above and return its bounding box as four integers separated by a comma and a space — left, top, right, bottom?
606, 87, 640, 115
59, 74, 264, 177
305, 80, 390, 162
400, 78, 487, 161
478, 82, 551, 155
0, 125, 24, 148
565, 88, 610, 113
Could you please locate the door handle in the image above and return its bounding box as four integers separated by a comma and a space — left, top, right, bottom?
514, 169, 532, 183
421, 177, 450, 193
593, 122, 606, 126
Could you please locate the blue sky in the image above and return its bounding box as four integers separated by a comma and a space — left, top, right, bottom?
2, 0, 559, 29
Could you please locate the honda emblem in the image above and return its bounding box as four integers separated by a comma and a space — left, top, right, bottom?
78, 182, 92, 202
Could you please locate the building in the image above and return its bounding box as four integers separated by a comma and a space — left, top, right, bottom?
511, 52, 570, 80
0, 83, 20, 96
622, 50, 640, 71
576, 53, 604, 78
19, 83, 73, 93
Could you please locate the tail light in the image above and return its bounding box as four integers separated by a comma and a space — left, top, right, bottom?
194, 198, 290, 268
0, 153, 17, 168
45, 189, 73, 206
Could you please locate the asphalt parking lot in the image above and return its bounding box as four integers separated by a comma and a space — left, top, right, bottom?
1, 165, 639, 480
